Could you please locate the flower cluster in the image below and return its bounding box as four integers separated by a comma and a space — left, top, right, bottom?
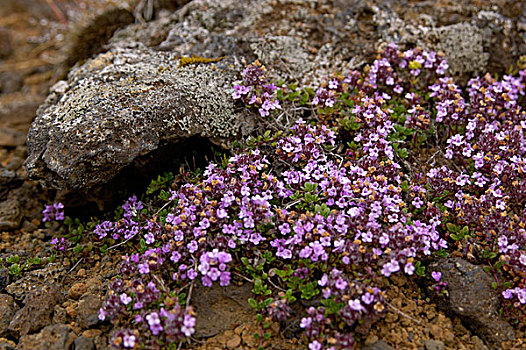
94, 196, 145, 241
420, 71, 526, 307
98, 273, 196, 348
47, 43, 526, 349
311, 77, 345, 108
50, 236, 71, 251
42, 202, 64, 222
94, 114, 448, 349
232, 61, 281, 117
198, 249, 232, 287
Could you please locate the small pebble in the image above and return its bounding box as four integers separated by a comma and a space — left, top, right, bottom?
68, 282, 87, 300
82, 329, 102, 338
365, 334, 379, 345
425, 339, 445, 350
226, 334, 241, 349
66, 305, 77, 318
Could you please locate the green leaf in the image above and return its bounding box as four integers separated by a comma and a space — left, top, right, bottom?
8, 264, 21, 276
263, 297, 273, 308
73, 244, 83, 255
159, 190, 170, 201
6, 255, 19, 264
414, 261, 425, 277
446, 223, 459, 233
248, 298, 258, 309
397, 147, 409, 159
178, 292, 187, 305
434, 249, 449, 258
299, 281, 319, 300
287, 83, 298, 90
321, 299, 345, 314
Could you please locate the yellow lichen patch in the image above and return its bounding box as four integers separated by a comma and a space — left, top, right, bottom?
177, 55, 226, 68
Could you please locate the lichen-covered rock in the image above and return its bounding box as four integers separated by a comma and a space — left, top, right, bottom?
112, 0, 526, 83
425, 22, 489, 76
111, 0, 375, 85
25, 0, 526, 194
26, 46, 256, 191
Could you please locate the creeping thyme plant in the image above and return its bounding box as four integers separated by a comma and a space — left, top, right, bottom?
44, 44, 526, 349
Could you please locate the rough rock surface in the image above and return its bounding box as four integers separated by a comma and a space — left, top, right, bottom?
0, 27, 12, 59
0, 339, 16, 350
0, 198, 22, 231
76, 293, 102, 328
25, 0, 526, 195
25, 47, 256, 191
68, 282, 87, 300
113, 0, 526, 83
425, 22, 488, 76
16, 324, 75, 350
0, 269, 8, 293
428, 258, 515, 347
73, 336, 95, 350
362, 339, 394, 350
193, 282, 254, 338
0, 294, 18, 338
6, 263, 64, 302
8, 283, 62, 336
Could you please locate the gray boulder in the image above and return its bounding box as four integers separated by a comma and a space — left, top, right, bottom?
25, 0, 526, 194
26, 46, 255, 191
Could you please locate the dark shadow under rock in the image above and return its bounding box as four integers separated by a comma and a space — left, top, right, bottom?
427, 258, 515, 349
0, 169, 24, 201
55, 135, 220, 215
